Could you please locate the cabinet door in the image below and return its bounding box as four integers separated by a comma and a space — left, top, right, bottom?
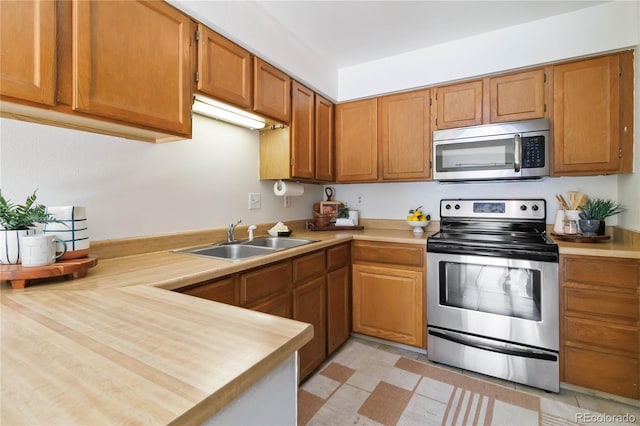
553, 55, 621, 175
327, 266, 350, 355
294, 276, 326, 380
315, 94, 335, 182
197, 24, 251, 109
489, 69, 546, 123
352, 264, 424, 347
379, 89, 431, 180
433, 80, 483, 129
253, 57, 290, 124
73, 0, 192, 136
240, 261, 292, 307
291, 81, 315, 179
180, 277, 238, 305
335, 99, 378, 182
0, 0, 56, 105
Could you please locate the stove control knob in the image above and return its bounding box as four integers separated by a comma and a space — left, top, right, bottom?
520, 204, 527, 211
454, 204, 460, 210
445, 204, 451, 210
532, 204, 539, 211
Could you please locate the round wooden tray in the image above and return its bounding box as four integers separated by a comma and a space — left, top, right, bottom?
550, 232, 611, 243
0, 255, 98, 289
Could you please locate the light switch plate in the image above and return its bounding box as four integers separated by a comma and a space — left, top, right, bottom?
249, 193, 261, 209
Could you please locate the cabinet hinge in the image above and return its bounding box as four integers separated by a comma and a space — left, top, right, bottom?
619, 65, 623, 77
544, 103, 547, 113
290, 159, 295, 166
195, 71, 199, 83
544, 72, 547, 83
195, 30, 200, 42
429, 98, 432, 106
619, 148, 623, 158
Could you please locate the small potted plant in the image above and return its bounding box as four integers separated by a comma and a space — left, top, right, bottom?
578, 198, 625, 235
0, 190, 59, 264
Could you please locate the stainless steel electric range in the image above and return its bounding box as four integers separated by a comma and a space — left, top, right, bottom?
426, 198, 560, 392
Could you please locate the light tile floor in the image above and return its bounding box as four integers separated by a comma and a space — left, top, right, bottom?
302, 337, 640, 425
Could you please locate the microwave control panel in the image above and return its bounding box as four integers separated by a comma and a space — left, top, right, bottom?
522, 136, 545, 168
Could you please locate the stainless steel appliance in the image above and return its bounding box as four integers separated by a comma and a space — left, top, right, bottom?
432, 118, 549, 182
427, 199, 560, 392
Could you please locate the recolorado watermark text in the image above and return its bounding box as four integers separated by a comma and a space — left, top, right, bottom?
576, 412, 636, 424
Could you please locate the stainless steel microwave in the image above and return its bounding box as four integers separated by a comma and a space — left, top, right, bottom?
432, 118, 550, 182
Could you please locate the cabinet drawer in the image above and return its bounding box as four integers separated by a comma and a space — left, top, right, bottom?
327, 243, 350, 271
564, 346, 639, 399
250, 293, 291, 319
180, 277, 238, 305
564, 287, 638, 323
562, 256, 639, 289
240, 261, 292, 306
564, 317, 638, 354
353, 241, 424, 267
293, 250, 325, 285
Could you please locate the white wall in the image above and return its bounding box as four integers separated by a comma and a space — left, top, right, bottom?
0, 116, 323, 241
329, 176, 620, 227
337, 1, 638, 100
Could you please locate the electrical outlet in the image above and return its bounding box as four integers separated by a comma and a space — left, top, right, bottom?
355, 194, 364, 206
249, 193, 261, 210
284, 196, 291, 208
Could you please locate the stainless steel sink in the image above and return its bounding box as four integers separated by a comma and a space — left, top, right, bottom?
173, 237, 318, 261
178, 244, 276, 261
242, 237, 317, 250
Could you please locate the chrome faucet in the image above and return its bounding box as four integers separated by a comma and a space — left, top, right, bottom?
227, 219, 241, 242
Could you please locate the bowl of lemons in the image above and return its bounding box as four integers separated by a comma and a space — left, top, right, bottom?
406, 206, 431, 233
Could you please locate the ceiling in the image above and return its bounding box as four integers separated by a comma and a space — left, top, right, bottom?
252, 1, 610, 68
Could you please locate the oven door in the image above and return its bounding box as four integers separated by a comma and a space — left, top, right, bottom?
427, 252, 558, 351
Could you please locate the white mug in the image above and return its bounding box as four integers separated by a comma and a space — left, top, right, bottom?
20, 235, 67, 267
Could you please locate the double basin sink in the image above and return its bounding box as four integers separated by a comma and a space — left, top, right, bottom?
174, 236, 318, 261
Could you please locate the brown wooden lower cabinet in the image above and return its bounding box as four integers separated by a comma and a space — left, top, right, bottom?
352, 241, 425, 349
560, 254, 640, 400
175, 243, 352, 381
294, 276, 326, 379
326, 243, 351, 355
180, 276, 238, 306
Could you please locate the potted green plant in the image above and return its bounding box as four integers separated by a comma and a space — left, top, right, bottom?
579, 198, 625, 235
0, 191, 59, 264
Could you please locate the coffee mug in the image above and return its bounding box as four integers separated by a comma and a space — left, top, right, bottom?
20, 235, 67, 267
44, 206, 90, 260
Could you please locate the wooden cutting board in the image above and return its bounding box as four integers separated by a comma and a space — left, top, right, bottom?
0, 255, 98, 289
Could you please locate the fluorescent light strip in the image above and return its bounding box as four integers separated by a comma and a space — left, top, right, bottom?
192, 95, 266, 130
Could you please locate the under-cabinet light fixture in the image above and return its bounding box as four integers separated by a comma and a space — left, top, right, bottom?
192, 94, 266, 130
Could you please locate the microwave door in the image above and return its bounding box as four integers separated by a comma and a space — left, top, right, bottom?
434, 136, 519, 180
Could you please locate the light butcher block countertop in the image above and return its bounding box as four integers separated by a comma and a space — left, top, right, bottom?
1, 223, 638, 425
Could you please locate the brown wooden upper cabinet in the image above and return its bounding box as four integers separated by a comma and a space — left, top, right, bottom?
379, 89, 431, 180
253, 58, 291, 124
72, 0, 192, 136
315, 94, 335, 182
335, 99, 378, 182
290, 81, 315, 179
0, 0, 193, 141
0, 0, 56, 106
259, 82, 334, 182
432, 80, 483, 129
552, 52, 633, 175
432, 69, 547, 130
489, 69, 546, 123
196, 24, 252, 109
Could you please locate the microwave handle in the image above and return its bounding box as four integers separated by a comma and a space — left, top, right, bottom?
514, 134, 521, 172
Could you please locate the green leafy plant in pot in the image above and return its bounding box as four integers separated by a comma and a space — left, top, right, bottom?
578, 198, 625, 235
0, 191, 60, 264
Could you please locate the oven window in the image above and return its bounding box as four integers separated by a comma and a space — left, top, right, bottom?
439, 261, 541, 321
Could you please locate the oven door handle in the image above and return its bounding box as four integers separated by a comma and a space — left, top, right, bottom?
514, 134, 522, 172
428, 329, 557, 361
